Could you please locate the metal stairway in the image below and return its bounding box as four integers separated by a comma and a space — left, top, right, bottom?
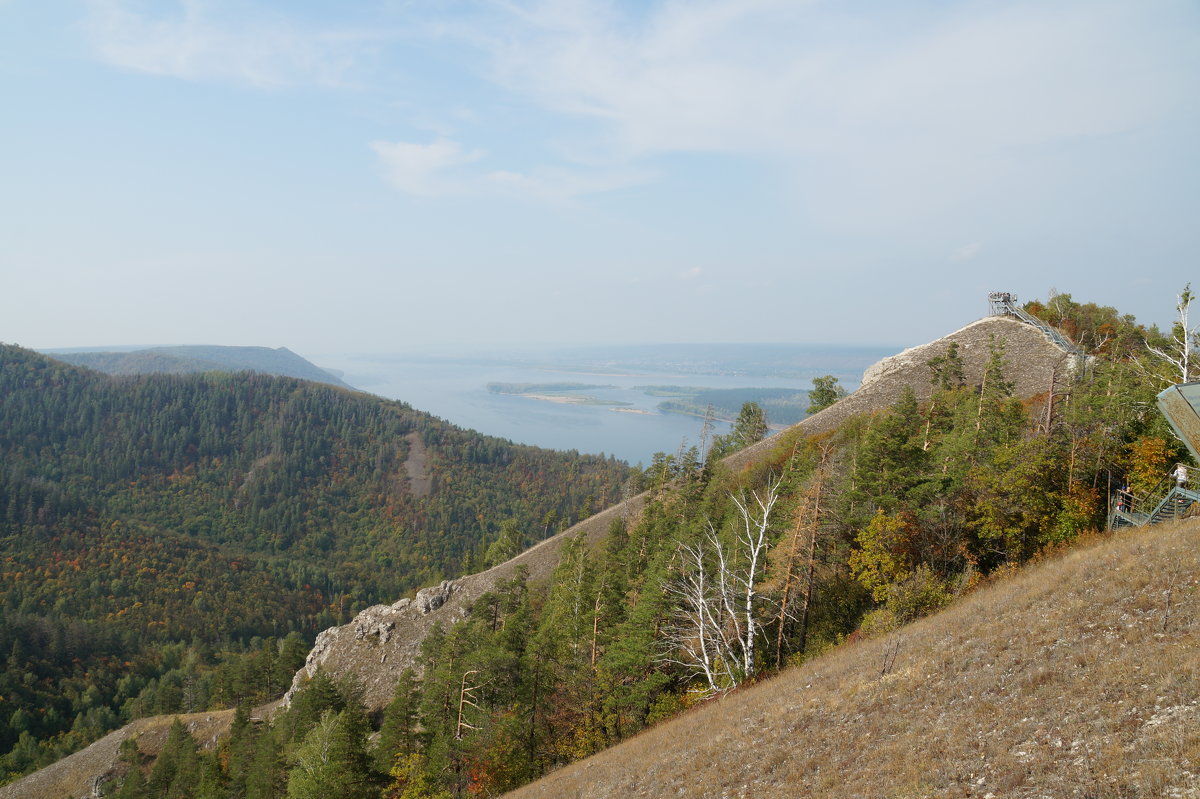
1148, 487, 1200, 524
1108, 465, 1200, 531
988, 291, 1086, 359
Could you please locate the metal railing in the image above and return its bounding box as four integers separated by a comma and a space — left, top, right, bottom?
1108, 463, 1200, 530
987, 291, 1086, 361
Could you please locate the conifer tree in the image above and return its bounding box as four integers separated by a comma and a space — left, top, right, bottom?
245, 731, 286, 799
375, 669, 421, 772
856, 386, 926, 510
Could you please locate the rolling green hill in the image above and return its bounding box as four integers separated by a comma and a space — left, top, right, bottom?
0, 344, 629, 781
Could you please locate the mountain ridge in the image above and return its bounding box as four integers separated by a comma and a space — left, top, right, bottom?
43, 345, 352, 389
281, 314, 1073, 713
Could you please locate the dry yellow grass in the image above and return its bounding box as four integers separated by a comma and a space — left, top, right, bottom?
507, 519, 1200, 799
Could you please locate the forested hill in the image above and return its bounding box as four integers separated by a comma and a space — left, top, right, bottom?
45, 345, 352, 389
0, 344, 630, 781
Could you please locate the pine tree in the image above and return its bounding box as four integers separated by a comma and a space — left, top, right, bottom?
856, 386, 927, 510
375, 670, 421, 772
245, 731, 286, 799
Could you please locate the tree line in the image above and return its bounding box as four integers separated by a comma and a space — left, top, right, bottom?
0, 345, 629, 782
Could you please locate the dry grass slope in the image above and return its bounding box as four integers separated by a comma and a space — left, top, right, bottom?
0, 709, 236, 799
508, 520, 1200, 799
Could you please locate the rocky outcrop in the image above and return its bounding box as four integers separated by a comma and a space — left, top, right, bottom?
415, 580, 455, 613
283, 580, 467, 708
724, 314, 1074, 471
278, 498, 643, 712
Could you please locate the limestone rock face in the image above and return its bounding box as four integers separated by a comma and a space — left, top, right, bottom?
415, 580, 456, 614
353, 605, 398, 644
724, 314, 1076, 470
283, 582, 464, 709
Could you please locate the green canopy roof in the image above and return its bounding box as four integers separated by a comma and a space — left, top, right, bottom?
1157, 382, 1200, 464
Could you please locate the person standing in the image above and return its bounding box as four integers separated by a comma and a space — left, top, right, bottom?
1174, 463, 1189, 489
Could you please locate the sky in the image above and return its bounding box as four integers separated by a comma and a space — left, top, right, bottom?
2, 0, 1198, 356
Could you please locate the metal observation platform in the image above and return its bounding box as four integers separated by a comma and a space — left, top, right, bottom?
1109, 383, 1200, 530
988, 291, 1086, 358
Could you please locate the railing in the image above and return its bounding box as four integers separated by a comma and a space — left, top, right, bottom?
1108, 463, 1200, 530
987, 291, 1086, 362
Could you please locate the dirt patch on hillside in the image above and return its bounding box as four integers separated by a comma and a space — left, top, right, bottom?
403, 431, 433, 498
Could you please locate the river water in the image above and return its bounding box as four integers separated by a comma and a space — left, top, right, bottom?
318, 346, 893, 466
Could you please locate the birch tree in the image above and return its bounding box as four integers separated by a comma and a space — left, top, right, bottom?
1142, 283, 1197, 385
661, 477, 783, 695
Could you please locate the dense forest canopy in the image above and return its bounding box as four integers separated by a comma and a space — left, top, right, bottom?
0, 345, 630, 781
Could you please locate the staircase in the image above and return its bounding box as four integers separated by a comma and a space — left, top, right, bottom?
987, 292, 1084, 353
1108, 467, 1200, 530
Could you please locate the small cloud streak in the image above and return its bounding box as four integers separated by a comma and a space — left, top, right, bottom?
486, 166, 650, 201
370, 139, 649, 200
371, 139, 485, 196
84, 0, 368, 87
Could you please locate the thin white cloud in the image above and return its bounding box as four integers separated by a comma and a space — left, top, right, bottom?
84, 0, 369, 87
486, 165, 650, 200
371, 139, 485, 196
468, 0, 1198, 220
949, 242, 982, 263
81, 0, 1200, 212
370, 138, 651, 199
481, 0, 1189, 158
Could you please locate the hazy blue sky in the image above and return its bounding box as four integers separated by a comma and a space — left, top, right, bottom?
3, 0, 1197, 355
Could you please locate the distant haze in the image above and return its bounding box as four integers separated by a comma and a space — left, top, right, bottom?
2, 1, 1197, 352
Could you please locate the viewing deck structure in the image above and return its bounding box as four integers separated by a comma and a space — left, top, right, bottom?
988, 291, 1086, 365
1109, 383, 1200, 530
